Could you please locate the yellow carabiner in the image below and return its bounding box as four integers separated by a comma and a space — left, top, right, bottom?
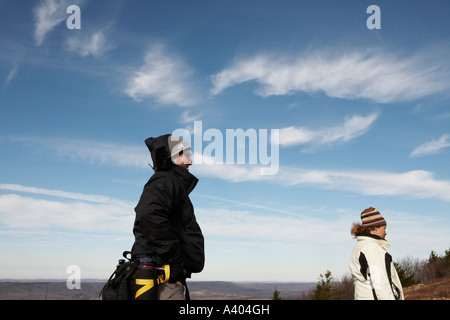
157, 264, 170, 284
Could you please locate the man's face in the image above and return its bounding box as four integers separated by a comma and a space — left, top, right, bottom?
178, 149, 192, 171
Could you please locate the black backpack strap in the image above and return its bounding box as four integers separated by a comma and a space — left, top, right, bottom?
123, 251, 134, 261
99, 251, 137, 299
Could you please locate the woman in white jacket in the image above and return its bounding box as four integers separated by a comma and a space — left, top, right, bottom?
349, 207, 404, 300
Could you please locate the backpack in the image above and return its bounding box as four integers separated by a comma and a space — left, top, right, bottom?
100, 251, 138, 300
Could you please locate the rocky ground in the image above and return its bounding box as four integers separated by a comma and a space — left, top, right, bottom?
403, 275, 450, 300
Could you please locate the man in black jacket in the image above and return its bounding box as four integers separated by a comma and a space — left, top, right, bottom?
131, 134, 204, 300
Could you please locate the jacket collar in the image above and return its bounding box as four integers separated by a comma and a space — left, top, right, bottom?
170, 164, 198, 195
356, 233, 390, 250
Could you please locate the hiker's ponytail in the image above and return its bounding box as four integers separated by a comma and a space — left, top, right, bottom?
350, 222, 378, 237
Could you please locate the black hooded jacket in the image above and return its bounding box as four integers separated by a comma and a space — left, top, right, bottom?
131, 135, 204, 276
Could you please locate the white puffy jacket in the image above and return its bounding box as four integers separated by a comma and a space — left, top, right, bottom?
349, 234, 404, 300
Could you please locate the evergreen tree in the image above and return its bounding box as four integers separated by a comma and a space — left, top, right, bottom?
312, 270, 345, 300
394, 262, 417, 287
272, 287, 282, 300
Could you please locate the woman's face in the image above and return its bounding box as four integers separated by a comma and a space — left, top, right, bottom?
371, 225, 387, 239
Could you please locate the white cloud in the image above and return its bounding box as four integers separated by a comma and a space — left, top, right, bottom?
279, 112, 379, 148
298, 168, 450, 203
33, 0, 76, 45
65, 29, 113, 57
0, 193, 134, 232
211, 49, 449, 103
179, 110, 203, 124
410, 134, 450, 157
0, 182, 341, 246
0, 183, 128, 205
7, 136, 450, 203
124, 44, 198, 107
0, 183, 134, 233
196, 207, 346, 245
196, 204, 450, 254
191, 164, 450, 203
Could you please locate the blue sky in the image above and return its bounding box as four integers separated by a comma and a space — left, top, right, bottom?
1, 0, 450, 282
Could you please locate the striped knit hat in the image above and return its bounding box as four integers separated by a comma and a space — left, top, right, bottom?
361, 207, 386, 227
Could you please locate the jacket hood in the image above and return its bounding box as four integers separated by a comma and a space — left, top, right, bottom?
145, 134, 172, 171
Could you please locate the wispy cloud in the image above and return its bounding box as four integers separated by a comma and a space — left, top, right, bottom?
179, 110, 204, 124
2, 182, 444, 249
211, 49, 449, 103
410, 134, 450, 157
124, 44, 199, 107
0, 182, 134, 232
4, 65, 19, 87
196, 207, 347, 246
279, 112, 379, 148
33, 0, 77, 46
65, 29, 113, 57
0, 183, 129, 205
0, 182, 340, 245
6, 136, 149, 169
6, 136, 450, 203
289, 168, 450, 203
191, 164, 450, 203
0, 193, 133, 232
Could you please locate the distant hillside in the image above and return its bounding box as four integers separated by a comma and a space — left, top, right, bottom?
189, 281, 316, 300
0, 281, 103, 300
4, 278, 449, 300
0, 281, 315, 300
